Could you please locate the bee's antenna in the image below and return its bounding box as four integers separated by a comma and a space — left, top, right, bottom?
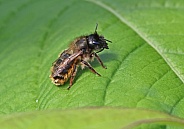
94, 23, 98, 33
105, 39, 112, 43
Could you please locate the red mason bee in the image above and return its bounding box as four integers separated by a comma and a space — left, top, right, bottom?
50, 24, 111, 89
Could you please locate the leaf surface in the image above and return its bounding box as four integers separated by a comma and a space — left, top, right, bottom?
0, 0, 184, 128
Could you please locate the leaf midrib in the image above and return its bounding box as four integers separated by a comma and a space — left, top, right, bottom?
87, 0, 184, 84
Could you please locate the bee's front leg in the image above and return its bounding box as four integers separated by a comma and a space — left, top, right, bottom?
81, 60, 101, 76
92, 52, 107, 69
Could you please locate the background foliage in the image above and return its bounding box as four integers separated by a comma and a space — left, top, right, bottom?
0, 0, 184, 128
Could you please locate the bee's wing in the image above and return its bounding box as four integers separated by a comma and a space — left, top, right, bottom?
54, 50, 83, 75
52, 50, 68, 66
62, 50, 83, 65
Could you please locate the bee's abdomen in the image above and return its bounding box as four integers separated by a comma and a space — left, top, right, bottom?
51, 66, 74, 85
50, 51, 77, 86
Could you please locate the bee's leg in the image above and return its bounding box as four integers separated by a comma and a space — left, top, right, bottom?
92, 53, 107, 69
68, 65, 77, 90
81, 60, 101, 76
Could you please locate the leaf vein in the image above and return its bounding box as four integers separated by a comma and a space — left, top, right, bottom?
103, 43, 146, 105
87, 0, 184, 83
169, 83, 184, 114
136, 70, 170, 107
36, 6, 71, 110
0, 0, 37, 34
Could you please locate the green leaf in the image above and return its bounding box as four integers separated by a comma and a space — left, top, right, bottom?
0, 0, 184, 128
0, 108, 184, 129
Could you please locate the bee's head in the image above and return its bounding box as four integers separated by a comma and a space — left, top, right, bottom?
87, 24, 112, 53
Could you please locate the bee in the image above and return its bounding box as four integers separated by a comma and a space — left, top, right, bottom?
50, 24, 112, 90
